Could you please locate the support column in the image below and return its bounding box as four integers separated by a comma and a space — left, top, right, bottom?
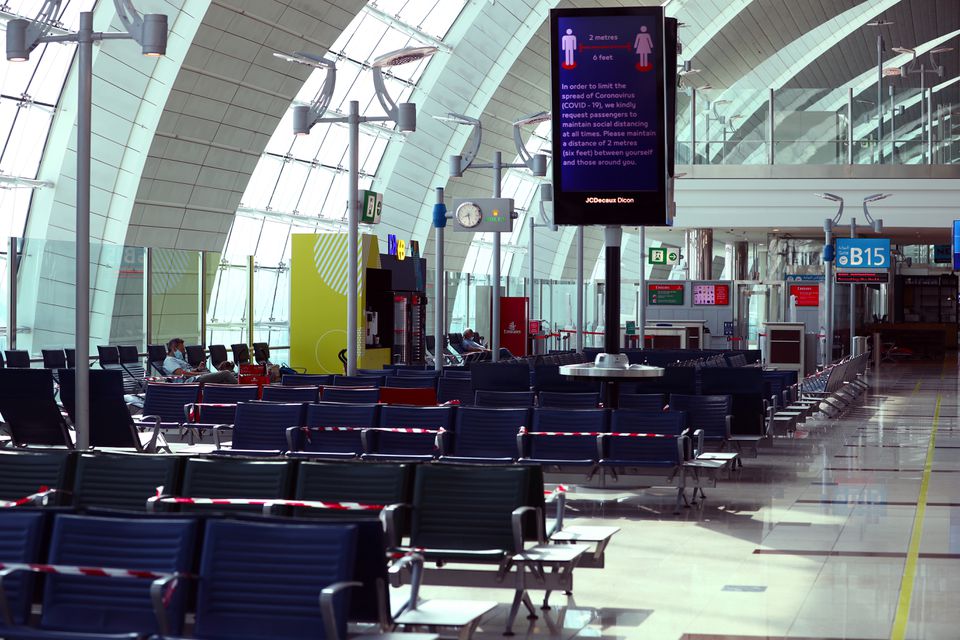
75, 11, 94, 450
637, 227, 646, 346
246, 255, 255, 349
576, 227, 584, 353
346, 100, 360, 376
734, 241, 749, 280
491, 151, 502, 362
198, 251, 207, 346
603, 226, 622, 355
686, 228, 713, 281
7, 237, 17, 350
849, 219, 856, 355
433, 187, 445, 372
143, 248, 152, 349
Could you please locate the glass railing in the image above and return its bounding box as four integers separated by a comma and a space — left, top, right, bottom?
678, 85, 957, 166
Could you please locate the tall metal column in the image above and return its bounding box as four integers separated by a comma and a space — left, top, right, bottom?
927, 88, 934, 164
143, 247, 153, 350
920, 67, 927, 164
846, 88, 854, 164
637, 226, 646, 346
690, 88, 697, 164
686, 228, 713, 280
889, 86, 896, 162
576, 227, 584, 353
876, 32, 884, 163
75, 11, 93, 450
734, 241, 749, 280
491, 151, 502, 362
823, 223, 833, 365
604, 226, 622, 355
198, 251, 207, 346
433, 187, 445, 372
529, 217, 535, 322
767, 88, 775, 165
7, 237, 17, 350
346, 100, 360, 375
246, 255, 255, 349
849, 219, 856, 355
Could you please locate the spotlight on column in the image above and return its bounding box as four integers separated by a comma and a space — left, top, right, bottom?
292, 105, 312, 136
448, 155, 463, 178
530, 154, 548, 177
5, 19, 30, 62
396, 103, 417, 132
140, 14, 168, 56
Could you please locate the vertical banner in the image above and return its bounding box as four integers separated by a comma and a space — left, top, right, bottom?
290, 234, 380, 373
500, 297, 529, 357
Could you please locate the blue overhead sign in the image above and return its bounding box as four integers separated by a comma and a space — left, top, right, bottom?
953, 220, 960, 271
835, 238, 890, 270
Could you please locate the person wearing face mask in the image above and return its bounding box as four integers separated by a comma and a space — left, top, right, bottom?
163, 338, 237, 384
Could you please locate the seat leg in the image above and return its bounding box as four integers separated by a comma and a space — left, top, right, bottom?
459, 618, 482, 640
504, 589, 524, 636
522, 592, 538, 619
542, 589, 553, 610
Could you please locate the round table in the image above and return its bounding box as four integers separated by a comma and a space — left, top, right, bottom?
558, 363, 664, 408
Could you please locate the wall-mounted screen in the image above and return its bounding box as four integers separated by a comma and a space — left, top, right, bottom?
789, 284, 819, 307
692, 283, 730, 306
550, 7, 671, 226
953, 220, 960, 271
648, 283, 683, 305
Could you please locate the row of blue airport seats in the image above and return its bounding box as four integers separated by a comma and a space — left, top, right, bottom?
193, 400, 729, 465
0, 456, 575, 636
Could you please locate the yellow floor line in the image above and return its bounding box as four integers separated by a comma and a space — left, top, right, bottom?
890, 393, 941, 640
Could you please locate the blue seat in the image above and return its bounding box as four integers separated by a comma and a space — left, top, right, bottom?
73, 452, 183, 512
538, 391, 599, 409
203, 383, 259, 403
444, 407, 529, 463
599, 432, 686, 468
220, 401, 306, 452
441, 368, 472, 379
60, 369, 166, 451
142, 382, 200, 427
188, 402, 238, 426
171, 457, 294, 514
282, 373, 334, 386
294, 461, 413, 520
669, 394, 733, 445
701, 369, 765, 436
475, 390, 535, 408
395, 369, 439, 378
0, 511, 46, 626
33, 514, 197, 637
334, 375, 383, 387
366, 405, 455, 460
618, 393, 667, 411
0, 369, 72, 447
322, 386, 380, 403
470, 363, 530, 392
523, 408, 608, 466
436, 376, 474, 405
193, 520, 357, 640
0, 449, 75, 505
610, 409, 688, 437
261, 385, 320, 402
287, 402, 380, 456
382, 376, 436, 389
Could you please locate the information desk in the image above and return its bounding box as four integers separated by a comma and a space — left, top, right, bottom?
559, 363, 664, 408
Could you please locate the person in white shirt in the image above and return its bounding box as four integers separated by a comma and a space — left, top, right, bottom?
163, 338, 237, 384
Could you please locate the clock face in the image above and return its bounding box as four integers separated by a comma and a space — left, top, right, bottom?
456, 202, 483, 228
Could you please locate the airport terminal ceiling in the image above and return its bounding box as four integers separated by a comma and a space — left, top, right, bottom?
1, 0, 959, 347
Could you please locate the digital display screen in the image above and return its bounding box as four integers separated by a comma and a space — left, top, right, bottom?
836, 271, 889, 284
789, 285, 820, 307
953, 220, 960, 271
550, 7, 671, 226
647, 283, 684, 305
692, 284, 730, 306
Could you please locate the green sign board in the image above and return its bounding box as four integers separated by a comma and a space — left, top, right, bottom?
648, 246, 679, 265
647, 284, 684, 305
625, 320, 637, 335
360, 190, 383, 224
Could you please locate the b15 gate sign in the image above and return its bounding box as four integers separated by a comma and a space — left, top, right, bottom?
835, 238, 890, 270
550, 6, 670, 226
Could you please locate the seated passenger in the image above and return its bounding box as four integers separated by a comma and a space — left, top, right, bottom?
163, 338, 238, 384
463, 329, 514, 360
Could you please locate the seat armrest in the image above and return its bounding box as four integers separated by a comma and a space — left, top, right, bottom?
134, 414, 162, 452
319, 580, 363, 640
512, 505, 544, 551
725, 415, 733, 440
381, 503, 411, 547
213, 424, 233, 449
150, 572, 191, 636
388, 552, 425, 617
285, 425, 300, 452
692, 429, 705, 458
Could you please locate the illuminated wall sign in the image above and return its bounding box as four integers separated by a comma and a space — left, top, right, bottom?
647, 283, 683, 305
550, 7, 671, 226
692, 283, 729, 306
835, 271, 889, 284
835, 238, 890, 270
789, 284, 820, 307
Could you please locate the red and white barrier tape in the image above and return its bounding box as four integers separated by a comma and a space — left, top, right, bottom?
544, 484, 568, 500
0, 486, 51, 508
372, 427, 445, 434
607, 432, 676, 438
150, 489, 381, 511
0, 562, 169, 580
526, 431, 603, 437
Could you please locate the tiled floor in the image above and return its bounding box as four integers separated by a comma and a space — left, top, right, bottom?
415, 359, 960, 639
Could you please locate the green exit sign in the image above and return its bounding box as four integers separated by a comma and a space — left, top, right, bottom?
360, 190, 382, 224
648, 247, 679, 265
